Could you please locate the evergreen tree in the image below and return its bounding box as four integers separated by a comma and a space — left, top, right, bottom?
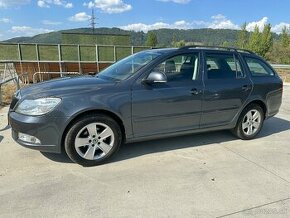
237, 23, 248, 49
280, 26, 290, 47
260, 24, 273, 57
248, 25, 262, 55
145, 32, 158, 47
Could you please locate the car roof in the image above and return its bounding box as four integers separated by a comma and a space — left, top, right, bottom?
152, 46, 257, 56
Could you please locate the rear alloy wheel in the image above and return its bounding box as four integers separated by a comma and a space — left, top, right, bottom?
65, 114, 122, 166
241, 109, 262, 136
232, 104, 264, 140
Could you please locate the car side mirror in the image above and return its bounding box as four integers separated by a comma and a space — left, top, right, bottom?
143, 71, 167, 84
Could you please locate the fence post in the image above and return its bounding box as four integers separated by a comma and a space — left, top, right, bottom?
0, 84, 2, 105
35, 44, 40, 73
77, 44, 81, 73
17, 44, 23, 74
113, 46, 116, 62
58, 44, 63, 76
96, 45, 100, 72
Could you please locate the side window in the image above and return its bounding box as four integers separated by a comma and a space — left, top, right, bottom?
152, 53, 199, 81
225, 57, 243, 78
206, 53, 244, 79
245, 57, 274, 76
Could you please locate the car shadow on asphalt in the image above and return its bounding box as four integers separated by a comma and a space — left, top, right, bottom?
41, 151, 73, 163
41, 117, 290, 165
0, 125, 10, 132
257, 117, 290, 138
0, 125, 10, 144
112, 117, 290, 163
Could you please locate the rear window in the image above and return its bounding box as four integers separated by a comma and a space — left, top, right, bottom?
245, 57, 275, 77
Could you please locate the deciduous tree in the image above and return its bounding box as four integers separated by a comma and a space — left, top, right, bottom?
145, 32, 158, 47
280, 26, 290, 47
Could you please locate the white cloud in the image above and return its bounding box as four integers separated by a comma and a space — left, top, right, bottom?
272, 22, 290, 34
9, 26, 53, 36
65, 2, 73, 8
84, 0, 132, 14
120, 20, 192, 32
0, 0, 30, 8
37, 0, 49, 7
120, 22, 169, 32
208, 14, 239, 29
69, 12, 91, 22
37, 0, 73, 8
120, 14, 239, 32
0, 18, 11, 23
42, 20, 62, 25
157, 0, 191, 3
246, 17, 268, 32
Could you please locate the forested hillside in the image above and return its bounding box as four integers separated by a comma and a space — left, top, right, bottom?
2, 27, 260, 46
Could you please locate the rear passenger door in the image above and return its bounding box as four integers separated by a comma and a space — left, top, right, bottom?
201, 52, 252, 127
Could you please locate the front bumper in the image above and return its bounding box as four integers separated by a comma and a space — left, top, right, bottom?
9, 111, 69, 153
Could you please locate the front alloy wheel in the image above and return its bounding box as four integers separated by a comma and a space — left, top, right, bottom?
65, 114, 122, 166
75, 123, 115, 160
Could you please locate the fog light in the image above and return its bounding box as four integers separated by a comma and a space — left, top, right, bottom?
18, 132, 41, 144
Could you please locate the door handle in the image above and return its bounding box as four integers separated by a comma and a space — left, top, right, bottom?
242, 85, 251, 91
190, 88, 200, 95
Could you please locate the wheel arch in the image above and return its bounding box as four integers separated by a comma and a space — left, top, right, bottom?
244, 100, 267, 118
60, 109, 126, 152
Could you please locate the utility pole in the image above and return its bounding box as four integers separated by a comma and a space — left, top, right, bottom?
90, 9, 96, 34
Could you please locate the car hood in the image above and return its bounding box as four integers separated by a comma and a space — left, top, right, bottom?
20, 75, 116, 99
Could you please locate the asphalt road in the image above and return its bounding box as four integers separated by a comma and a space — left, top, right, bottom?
0, 86, 290, 218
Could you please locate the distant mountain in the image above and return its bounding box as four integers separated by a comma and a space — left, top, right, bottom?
2, 27, 279, 46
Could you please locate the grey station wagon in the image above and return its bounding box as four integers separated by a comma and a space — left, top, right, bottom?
8, 46, 283, 166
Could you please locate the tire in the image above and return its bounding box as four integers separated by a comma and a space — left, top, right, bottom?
64, 113, 122, 166
231, 104, 264, 140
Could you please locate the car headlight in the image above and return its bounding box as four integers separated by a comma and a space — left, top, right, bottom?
15, 97, 61, 116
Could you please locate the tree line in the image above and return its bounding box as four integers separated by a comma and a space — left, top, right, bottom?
145, 25, 290, 64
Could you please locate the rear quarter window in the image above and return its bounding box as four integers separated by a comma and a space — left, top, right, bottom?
245, 57, 275, 77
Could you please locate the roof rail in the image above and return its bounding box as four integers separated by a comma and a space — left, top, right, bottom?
179, 45, 255, 54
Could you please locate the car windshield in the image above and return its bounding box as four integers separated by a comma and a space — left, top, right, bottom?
97, 51, 161, 81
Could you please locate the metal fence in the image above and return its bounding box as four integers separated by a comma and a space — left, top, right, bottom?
0, 43, 151, 73
271, 64, 290, 69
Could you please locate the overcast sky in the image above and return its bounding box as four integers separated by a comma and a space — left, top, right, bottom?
0, 0, 290, 40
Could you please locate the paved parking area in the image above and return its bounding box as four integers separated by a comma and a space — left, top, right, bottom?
0, 86, 290, 218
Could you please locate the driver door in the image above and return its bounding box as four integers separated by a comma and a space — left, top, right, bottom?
131, 52, 203, 138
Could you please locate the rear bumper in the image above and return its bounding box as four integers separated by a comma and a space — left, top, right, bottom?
8, 111, 69, 153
